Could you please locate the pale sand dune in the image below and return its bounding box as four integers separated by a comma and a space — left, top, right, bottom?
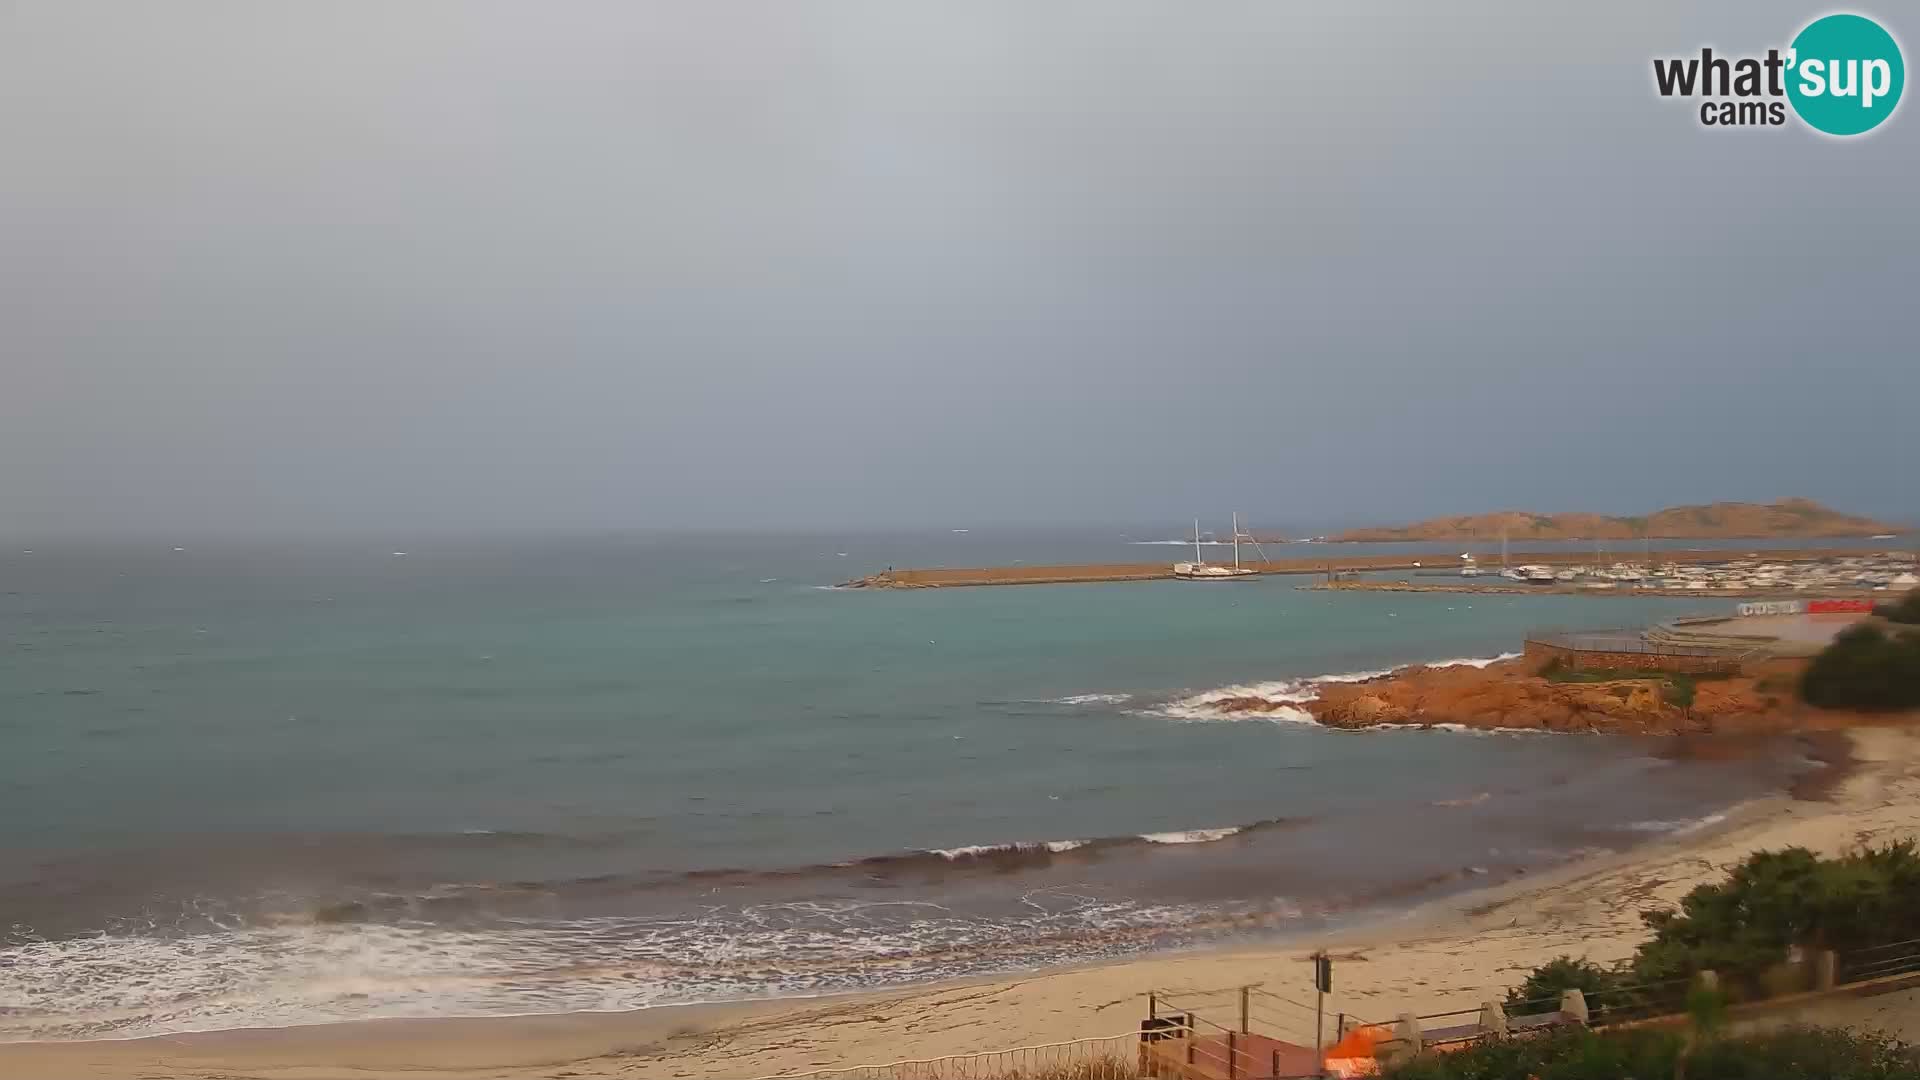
6, 728, 1919, 1080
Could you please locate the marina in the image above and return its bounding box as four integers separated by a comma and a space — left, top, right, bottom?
842, 547, 1915, 591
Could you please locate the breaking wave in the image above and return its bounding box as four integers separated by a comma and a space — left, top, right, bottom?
0, 817, 1312, 1043
1428, 652, 1523, 670
0, 892, 1238, 1043
1156, 681, 1317, 724
928, 839, 1091, 859
1620, 812, 1729, 836
1154, 652, 1522, 724
896, 818, 1304, 869
1049, 692, 1134, 706
1140, 827, 1246, 844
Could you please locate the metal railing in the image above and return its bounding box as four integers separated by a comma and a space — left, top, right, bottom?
1582, 977, 1694, 1026
1144, 985, 1348, 1079
753, 1033, 1142, 1080
1839, 937, 1920, 985
1525, 628, 1748, 659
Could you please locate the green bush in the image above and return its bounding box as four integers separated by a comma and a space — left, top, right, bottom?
1379, 1027, 1677, 1080
1504, 842, 1920, 1005
1688, 1025, 1920, 1079
1504, 957, 1620, 1015
1663, 676, 1698, 711
1634, 843, 1920, 987
1379, 1025, 1920, 1080
1798, 625, 1920, 711
1881, 590, 1920, 626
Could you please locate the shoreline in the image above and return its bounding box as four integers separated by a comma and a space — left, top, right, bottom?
7, 727, 1915, 1080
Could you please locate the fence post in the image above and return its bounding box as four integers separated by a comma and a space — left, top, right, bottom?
1561, 988, 1589, 1026
1478, 999, 1508, 1037
1392, 1013, 1423, 1060
1149, 992, 1158, 1020
1815, 950, 1839, 991
1240, 985, 1250, 1034
1227, 1029, 1239, 1080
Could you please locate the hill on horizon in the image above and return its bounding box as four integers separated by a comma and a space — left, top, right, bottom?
1330, 498, 1903, 543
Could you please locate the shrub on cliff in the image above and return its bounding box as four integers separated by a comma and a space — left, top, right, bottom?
1503, 956, 1622, 1016
1506, 843, 1920, 1006
1799, 624, 1920, 711
1631, 843, 1920, 988
1379, 1026, 1920, 1080
1381, 1027, 1683, 1080
1883, 589, 1920, 625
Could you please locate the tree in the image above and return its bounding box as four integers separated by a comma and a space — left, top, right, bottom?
1881, 589, 1920, 626
1799, 625, 1920, 711
1504, 956, 1620, 1015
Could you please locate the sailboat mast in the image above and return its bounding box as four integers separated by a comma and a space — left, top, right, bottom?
1194, 518, 1202, 565
1233, 512, 1241, 570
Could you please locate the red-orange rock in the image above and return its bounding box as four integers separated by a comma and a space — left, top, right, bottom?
1191, 659, 1836, 736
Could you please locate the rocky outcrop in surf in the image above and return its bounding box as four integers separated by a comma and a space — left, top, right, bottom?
1305, 663, 1707, 734
1200, 657, 1902, 736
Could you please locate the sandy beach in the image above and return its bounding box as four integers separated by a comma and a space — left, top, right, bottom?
5, 725, 1918, 1080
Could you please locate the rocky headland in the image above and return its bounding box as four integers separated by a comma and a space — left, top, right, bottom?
1209, 656, 1909, 737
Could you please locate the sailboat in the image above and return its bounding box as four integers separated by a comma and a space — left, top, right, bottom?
1174, 514, 1260, 580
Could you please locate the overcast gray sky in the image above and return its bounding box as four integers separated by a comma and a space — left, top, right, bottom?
2, 2, 1915, 536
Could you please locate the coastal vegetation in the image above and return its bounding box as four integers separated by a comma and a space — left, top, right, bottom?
1331, 498, 1895, 543
1880, 589, 1920, 626
1380, 1025, 1920, 1080
1798, 625, 1920, 711
1506, 842, 1920, 1018
1483, 842, 1920, 1078
1537, 659, 1729, 713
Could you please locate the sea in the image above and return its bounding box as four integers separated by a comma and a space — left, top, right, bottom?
0, 530, 1832, 1041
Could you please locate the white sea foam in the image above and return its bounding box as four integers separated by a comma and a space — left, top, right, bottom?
1363, 723, 1570, 737
1140, 827, 1244, 844
0, 893, 1211, 1043
1622, 812, 1728, 836
1050, 693, 1134, 706
928, 839, 1090, 858
1426, 652, 1523, 670
1154, 652, 1523, 724
1309, 667, 1399, 684
1155, 680, 1318, 724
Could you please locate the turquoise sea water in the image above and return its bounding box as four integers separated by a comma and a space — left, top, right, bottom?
0, 533, 1807, 1039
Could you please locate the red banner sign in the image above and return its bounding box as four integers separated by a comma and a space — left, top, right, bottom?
1806, 599, 1874, 614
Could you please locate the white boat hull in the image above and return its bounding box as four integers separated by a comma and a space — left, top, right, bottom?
1173, 562, 1259, 580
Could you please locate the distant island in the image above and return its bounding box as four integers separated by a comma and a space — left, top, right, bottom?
1330, 498, 1902, 543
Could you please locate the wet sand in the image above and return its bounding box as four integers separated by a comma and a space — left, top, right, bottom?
7, 726, 1917, 1080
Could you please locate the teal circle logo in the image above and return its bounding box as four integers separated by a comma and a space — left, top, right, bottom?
1786, 13, 1905, 135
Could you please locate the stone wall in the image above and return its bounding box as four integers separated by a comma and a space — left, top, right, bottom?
1523, 639, 1746, 676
